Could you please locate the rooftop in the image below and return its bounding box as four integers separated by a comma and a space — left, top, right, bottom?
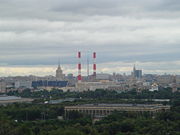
74, 103, 166, 107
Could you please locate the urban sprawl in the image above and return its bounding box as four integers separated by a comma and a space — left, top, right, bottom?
0, 52, 179, 94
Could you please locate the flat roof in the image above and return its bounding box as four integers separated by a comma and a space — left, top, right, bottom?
65, 104, 170, 109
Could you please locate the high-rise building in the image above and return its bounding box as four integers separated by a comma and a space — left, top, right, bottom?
56, 63, 65, 81
132, 65, 142, 79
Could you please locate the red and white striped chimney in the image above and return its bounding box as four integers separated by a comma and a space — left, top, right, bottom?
77, 51, 82, 82
93, 52, 96, 78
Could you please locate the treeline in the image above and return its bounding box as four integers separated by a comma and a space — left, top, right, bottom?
1, 89, 179, 134
0, 104, 64, 122
7, 87, 179, 100
0, 103, 180, 135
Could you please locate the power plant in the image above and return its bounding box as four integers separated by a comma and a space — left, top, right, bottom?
75, 51, 127, 92
77, 51, 97, 82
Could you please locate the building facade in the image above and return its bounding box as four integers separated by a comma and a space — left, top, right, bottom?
56, 64, 65, 81
65, 104, 170, 118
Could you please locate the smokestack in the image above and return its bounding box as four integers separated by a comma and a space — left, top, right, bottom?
77, 51, 82, 82
93, 52, 96, 78
87, 56, 89, 79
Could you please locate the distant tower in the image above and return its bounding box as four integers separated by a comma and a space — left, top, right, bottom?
133, 64, 136, 78
93, 52, 96, 79
77, 51, 82, 82
132, 64, 142, 79
56, 61, 64, 80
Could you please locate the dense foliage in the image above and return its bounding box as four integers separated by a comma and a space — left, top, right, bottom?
7, 87, 178, 100
0, 89, 179, 135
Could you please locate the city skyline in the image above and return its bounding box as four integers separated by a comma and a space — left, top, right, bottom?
0, 0, 180, 76
0, 61, 179, 77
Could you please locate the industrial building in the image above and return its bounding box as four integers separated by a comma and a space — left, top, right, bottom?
75, 52, 126, 92
32, 80, 68, 88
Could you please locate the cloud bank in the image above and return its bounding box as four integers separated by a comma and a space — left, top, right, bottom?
0, 0, 179, 76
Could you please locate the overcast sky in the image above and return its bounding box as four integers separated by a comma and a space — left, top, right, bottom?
0, 0, 180, 76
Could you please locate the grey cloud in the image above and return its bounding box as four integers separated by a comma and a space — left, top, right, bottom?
0, 0, 179, 74
0, 0, 179, 20
151, 0, 180, 11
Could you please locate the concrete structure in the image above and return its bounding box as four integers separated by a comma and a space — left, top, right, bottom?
65, 104, 170, 118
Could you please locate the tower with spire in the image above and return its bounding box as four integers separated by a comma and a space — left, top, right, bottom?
56, 60, 65, 81
132, 64, 142, 79
133, 64, 136, 78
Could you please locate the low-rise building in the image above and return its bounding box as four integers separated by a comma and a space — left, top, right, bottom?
14, 81, 32, 89
65, 104, 170, 118
75, 81, 125, 92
